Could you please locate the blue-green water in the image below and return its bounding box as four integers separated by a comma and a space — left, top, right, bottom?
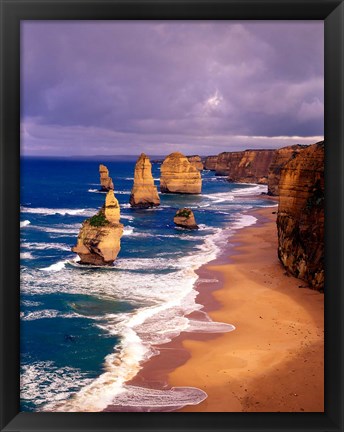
20, 157, 275, 411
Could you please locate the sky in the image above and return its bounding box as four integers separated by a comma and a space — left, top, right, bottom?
21, 21, 324, 157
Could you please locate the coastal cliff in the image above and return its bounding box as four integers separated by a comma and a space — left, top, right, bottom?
160, 152, 202, 194
187, 155, 204, 171
277, 141, 324, 290
227, 149, 276, 184
215, 151, 244, 176
209, 149, 275, 183
99, 164, 114, 191
129, 153, 160, 208
204, 155, 218, 171
267, 145, 308, 196
72, 190, 123, 265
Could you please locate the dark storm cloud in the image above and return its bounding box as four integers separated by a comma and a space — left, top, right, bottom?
21, 21, 324, 156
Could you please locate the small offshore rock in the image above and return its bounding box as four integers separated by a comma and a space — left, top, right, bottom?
173, 208, 198, 230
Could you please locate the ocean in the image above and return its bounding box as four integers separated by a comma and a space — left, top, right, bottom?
20, 157, 275, 412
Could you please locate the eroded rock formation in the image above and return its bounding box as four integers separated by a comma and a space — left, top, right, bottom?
267, 145, 308, 196
129, 153, 160, 208
174, 208, 198, 229
277, 141, 324, 290
160, 152, 202, 194
187, 155, 204, 171
99, 164, 114, 191
204, 155, 218, 171
72, 190, 123, 265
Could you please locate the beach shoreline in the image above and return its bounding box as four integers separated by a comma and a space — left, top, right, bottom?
105, 205, 324, 412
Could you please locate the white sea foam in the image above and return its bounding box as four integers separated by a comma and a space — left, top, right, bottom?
88, 189, 105, 194
40, 260, 69, 272
20, 252, 35, 260
202, 192, 235, 204
232, 184, 267, 195
260, 203, 278, 208
232, 214, 257, 230
120, 214, 134, 221
21, 361, 94, 410
123, 227, 134, 236
20, 220, 31, 227
21, 309, 81, 321
20, 207, 91, 216
102, 385, 207, 412
21, 300, 42, 307
186, 319, 235, 333
30, 224, 81, 237
21, 242, 71, 252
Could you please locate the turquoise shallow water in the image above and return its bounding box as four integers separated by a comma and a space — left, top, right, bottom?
20, 157, 275, 411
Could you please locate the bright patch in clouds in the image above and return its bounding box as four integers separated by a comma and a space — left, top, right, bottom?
205, 90, 223, 111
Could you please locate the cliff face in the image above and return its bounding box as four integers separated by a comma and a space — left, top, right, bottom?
129, 153, 160, 208
227, 149, 276, 184
204, 155, 218, 171
211, 149, 275, 183
187, 155, 204, 171
277, 141, 324, 290
72, 191, 123, 265
174, 208, 198, 229
267, 145, 308, 196
215, 152, 244, 176
99, 164, 114, 191
160, 152, 202, 194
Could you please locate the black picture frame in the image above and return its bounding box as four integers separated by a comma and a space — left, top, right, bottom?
1, 1, 343, 431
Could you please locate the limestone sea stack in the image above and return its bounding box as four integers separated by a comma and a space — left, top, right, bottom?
160, 152, 202, 194
277, 141, 324, 290
72, 190, 123, 265
174, 208, 198, 229
99, 164, 114, 191
129, 153, 160, 208
187, 155, 204, 171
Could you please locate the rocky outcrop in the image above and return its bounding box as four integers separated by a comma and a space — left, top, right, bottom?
187, 155, 204, 171
160, 152, 202, 194
204, 155, 218, 171
277, 141, 324, 290
174, 208, 198, 229
227, 149, 276, 184
72, 191, 123, 265
99, 164, 114, 191
267, 145, 308, 196
129, 153, 160, 208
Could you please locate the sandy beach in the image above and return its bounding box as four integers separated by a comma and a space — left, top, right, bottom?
127, 206, 324, 412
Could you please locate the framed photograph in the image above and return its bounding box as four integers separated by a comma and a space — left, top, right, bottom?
1, 1, 343, 431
